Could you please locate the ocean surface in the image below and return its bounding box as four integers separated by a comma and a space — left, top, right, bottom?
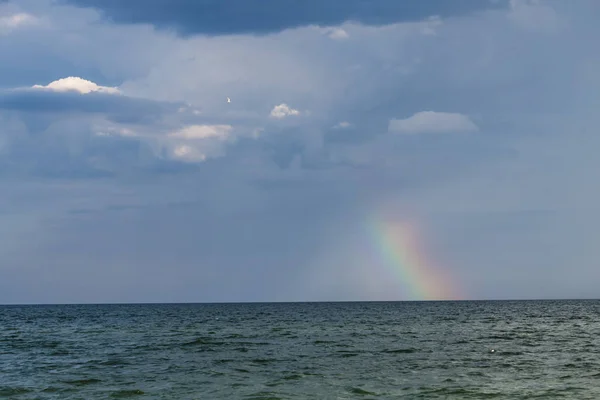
1, 301, 600, 399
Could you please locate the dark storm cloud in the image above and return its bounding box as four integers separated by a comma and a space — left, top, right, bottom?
62, 0, 506, 36
0, 89, 180, 123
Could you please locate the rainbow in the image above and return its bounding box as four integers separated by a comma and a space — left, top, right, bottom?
368, 216, 462, 300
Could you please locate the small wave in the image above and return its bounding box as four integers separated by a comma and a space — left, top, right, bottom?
0, 387, 33, 396
251, 358, 279, 365
334, 343, 351, 348
41, 386, 61, 393
49, 349, 71, 356
467, 371, 486, 377
486, 335, 515, 341
213, 358, 235, 364
497, 351, 524, 356
182, 337, 226, 346
521, 341, 540, 347
421, 387, 502, 397
244, 391, 282, 400
282, 374, 303, 380
110, 389, 145, 398
348, 387, 378, 396
383, 348, 418, 354
62, 378, 102, 386
235, 341, 271, 346
99, 358, 130, 366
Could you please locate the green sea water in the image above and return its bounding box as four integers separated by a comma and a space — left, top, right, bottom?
1, 300, 600, 399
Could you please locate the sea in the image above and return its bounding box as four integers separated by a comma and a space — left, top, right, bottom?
1, 300, 599, 399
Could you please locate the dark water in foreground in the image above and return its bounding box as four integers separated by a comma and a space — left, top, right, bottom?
1, 301, 600, 399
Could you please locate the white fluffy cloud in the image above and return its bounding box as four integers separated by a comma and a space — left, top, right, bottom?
269, 103, 300, 119
32, 77, 121, 95
168, 124, 232, 140
93, 123, 137, 137
162, 124, 234, 163
333, 121, 352, 129
171, 144, 207, 162
0, 12, 38, 34
322, 27, 350, 40
388, 111, 478, 134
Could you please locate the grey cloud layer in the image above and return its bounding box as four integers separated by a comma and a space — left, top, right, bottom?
63, 0, 505, 36
0, 89, 179, 121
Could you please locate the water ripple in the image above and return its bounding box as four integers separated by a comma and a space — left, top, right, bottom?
1, 301, 600, 399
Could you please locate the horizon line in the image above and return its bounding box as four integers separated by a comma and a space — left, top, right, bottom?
1, 298, 599, 306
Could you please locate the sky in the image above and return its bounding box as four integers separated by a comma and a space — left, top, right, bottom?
1, 0, 599, 304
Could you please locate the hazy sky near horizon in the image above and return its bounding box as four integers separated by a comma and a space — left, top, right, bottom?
1, 0, 599, 303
